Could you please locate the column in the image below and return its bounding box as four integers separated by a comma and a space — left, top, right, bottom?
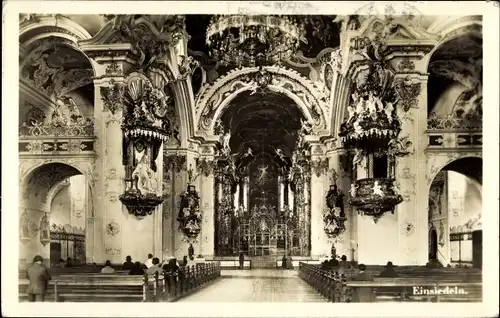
199, 157, 215, 258
92, 65, 126, 264
234, 183, 240, 212
328, 147, 351, 259
303, 170, 312, 256
392, 58, 430, 265
278, 176, 285, 211
310, 157, 328, 258
243, 176, 249, 211
288, 184, 294, 213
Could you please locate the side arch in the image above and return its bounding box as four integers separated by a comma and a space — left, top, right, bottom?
195, 66, 330, 135
426, 153, 482, 188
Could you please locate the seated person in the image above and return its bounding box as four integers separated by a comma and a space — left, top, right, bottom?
129, 261, 145, 275
339, 255, 351, 269
122, 255, 134, 270
350, 263, 375, 302
146, 257, 162, 276
100, 260, 115, 274
186, 256, 196, 268
351, 264, 373, 281
379, 261, 398, 277
162, 257, 179, 274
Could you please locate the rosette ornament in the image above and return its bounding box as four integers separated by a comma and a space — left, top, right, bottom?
119, 73, 175, 218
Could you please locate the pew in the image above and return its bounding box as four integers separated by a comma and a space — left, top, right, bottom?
18, 262, 222, 302
298, 262, 482, 303
276, 260, 320, 268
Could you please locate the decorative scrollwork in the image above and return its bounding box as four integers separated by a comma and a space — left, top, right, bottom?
311, 158, 329, 177
196, 158, 215, 177
101, 80, 125, 115
394, 76, 421, 112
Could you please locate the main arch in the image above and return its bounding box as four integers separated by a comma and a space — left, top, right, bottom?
194, 66, 330, 136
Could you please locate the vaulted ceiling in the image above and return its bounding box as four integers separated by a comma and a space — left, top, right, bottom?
220, 91, 304, 166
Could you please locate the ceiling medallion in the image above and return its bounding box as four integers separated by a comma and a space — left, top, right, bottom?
206, 15, 305, 67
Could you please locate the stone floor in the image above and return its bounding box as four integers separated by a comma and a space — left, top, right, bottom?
179, 269, 327, 302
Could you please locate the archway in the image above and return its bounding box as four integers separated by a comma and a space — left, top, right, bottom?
19, 162, 91, 269
427, 157, 482, 267
212, 91, 310, 261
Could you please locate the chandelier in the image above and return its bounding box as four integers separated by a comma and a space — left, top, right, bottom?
206, 15, 304, 67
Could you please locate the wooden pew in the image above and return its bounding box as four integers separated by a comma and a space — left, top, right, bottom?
298, 262, 482, 303
276, 260, 320, 268
19, 262, 222, 302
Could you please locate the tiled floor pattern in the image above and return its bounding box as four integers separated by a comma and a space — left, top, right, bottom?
180, 269, 327, 302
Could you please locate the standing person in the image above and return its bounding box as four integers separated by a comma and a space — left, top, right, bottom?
144, 253, 154, 268
26, 255, 51, 302
238, 253, 245, 269
281, 255, 287, 269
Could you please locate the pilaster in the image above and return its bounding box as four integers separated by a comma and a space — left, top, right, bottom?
390, 55, 431, 265
310, 144, 329, 258
197, 147, 216, 259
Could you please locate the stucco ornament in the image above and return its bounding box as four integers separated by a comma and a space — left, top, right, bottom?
20, 210, 40, 244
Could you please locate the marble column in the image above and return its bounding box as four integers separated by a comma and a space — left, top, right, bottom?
278, 176, 285, 211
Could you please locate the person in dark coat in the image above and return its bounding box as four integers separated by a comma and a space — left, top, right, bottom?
282, 255, 287, 269
122, 255, 134, 270
26, 255, 51, 302
238, 253, 245, 269
350, 263, 375, 302
379, 261, 399, 277
129, 262, 145, 275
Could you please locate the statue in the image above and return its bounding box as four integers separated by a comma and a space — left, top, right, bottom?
349, 184, 358, 197
132, 153, 158, 195
372, 181, 384, 196
221, 130, 231, 155
178, 185, 202, 238
384, 102, 395, 122
367, 92, 378, 115
352, 148, 363, 167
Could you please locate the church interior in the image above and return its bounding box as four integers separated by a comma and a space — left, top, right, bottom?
17, 12, 483, 302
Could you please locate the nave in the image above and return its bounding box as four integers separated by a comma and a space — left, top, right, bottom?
179, 270, 327, 302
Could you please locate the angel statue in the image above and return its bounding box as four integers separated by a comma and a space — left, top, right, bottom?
384, 102, 395, 122
132, 154, 158, 195
372, 181, 384, 196
349, 183, 358, 197
221, 130, 231, 156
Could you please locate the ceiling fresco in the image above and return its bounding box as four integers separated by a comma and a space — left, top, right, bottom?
427, 34, 482, 114
220, 92, 304, 166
